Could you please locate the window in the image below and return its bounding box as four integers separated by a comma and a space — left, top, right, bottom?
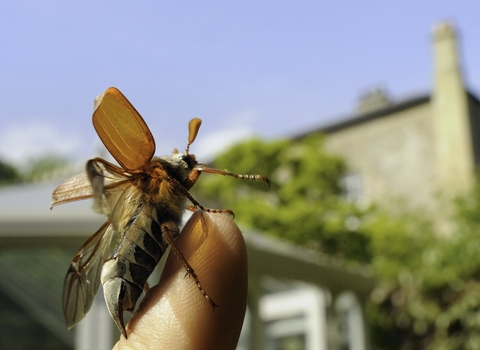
260, 287, 328, 350
340, 172, 364, 203
335, 292, 366, 350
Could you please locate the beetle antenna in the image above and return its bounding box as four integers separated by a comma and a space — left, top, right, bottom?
186, 118, 202, 155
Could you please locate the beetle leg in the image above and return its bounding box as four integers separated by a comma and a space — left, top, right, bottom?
168, 176, 235, 217
162, 222, 219, 309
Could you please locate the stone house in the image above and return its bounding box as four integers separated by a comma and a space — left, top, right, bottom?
298, 23, 480, 211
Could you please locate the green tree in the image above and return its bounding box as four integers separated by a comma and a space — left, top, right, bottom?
365, 186, 480, 350
0, 159, 21, 185
195, 134, 372, 263
23, 155, 70, 182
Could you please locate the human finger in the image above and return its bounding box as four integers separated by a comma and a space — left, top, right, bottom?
112, 210, 248, 349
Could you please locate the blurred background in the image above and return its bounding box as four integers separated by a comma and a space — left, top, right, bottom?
1, 2, 480, 349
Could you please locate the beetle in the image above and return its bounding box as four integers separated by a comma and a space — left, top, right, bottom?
51, 87, 270, 338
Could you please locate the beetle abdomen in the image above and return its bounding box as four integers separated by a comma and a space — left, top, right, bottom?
101, 202, 179, 337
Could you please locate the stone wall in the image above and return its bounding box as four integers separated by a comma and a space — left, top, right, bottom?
324, 102, 437, 210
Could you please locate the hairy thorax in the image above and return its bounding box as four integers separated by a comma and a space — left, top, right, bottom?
139, 157, 191, 221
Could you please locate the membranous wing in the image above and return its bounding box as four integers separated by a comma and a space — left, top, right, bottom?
62, 157, 146, 328
51, 172, 93, 208
63, 221, 115, 328
86, 158, 144, 231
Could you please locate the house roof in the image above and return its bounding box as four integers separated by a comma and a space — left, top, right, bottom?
0, 182, 104, 246
294, 89, 480, 139
294, 93, 431, 139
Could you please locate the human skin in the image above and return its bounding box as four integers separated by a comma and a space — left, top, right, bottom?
112, 210, 248, 350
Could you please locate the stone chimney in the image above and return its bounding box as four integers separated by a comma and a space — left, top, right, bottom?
432, 21, 474, 193
357, 87, 391, 115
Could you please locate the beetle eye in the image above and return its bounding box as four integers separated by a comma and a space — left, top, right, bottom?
182, 154, 196, 168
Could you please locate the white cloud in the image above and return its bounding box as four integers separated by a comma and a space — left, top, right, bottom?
0, 113, 259, 169
0, 122, 82, 167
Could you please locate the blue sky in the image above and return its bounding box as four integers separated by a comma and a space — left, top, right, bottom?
0, 2, 479, 167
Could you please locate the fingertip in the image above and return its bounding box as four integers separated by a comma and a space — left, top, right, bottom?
115, 211, 248, 350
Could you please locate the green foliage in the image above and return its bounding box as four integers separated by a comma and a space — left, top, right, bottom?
0, 159, 21, 186
195, 134, 372, 263
366, 190, 480, 350
23, 154, 70, 182
0, 155, 72, 185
